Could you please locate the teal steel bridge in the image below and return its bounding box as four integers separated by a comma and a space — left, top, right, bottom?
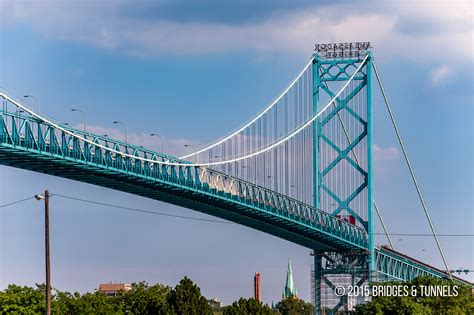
0, 45, 468, 313
0, 108, 367, 252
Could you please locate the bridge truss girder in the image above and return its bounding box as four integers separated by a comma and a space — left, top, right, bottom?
0, 106, 368, 254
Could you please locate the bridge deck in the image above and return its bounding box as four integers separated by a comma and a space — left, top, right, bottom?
0, 111, 368, 252
375, 246, 471, 285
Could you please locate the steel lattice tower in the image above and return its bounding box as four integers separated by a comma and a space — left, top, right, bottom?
312, 45, 373, 314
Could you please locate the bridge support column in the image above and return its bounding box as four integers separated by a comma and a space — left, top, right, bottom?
366, 52, 375, 281
313, 252, 322, 315
312, 251, 369, 314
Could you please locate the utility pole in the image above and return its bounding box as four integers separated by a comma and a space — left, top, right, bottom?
35, 190, 51, 315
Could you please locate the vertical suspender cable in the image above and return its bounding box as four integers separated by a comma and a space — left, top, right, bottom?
372, 61, 451, 278
373, 202, 393, 249
323, 77, 394, 249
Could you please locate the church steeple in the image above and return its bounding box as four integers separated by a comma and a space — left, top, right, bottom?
282, 259, 297, 299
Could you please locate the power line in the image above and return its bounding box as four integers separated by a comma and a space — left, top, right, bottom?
0, 196, 34, 208
3, 194, 471, 237
50, 194, 474, 236
53, 193, 234, 224
374, 233, 473, 237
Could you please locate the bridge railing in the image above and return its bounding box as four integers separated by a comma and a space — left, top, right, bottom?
0, 110, 368, 249
374, 246, 450, 282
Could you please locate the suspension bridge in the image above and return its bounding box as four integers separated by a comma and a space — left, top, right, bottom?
0, 42, 469, 313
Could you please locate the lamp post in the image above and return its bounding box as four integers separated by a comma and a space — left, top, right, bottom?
24, 95, 40, 114
290, 184, 300, 199
267, 175, 278, 190
150, 133, 164, 153
13, 97, 24, 131
35, 191, 51, 315
0, 87, 7, 112
71, 108, 87, 133
184, 144, 197, 162
113, 121, 128, 143
398, 238, 406, 251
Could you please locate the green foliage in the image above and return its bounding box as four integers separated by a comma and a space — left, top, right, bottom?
222, 298, 273, 315
53, 291, 122, 315
6, 276, 469, 314
354, 276, 474, 315
275, 297, 313, 315
167, 276, 212, 315
0, 284, 45, 314
119, 281, 171, 314
0, 277, 210, 315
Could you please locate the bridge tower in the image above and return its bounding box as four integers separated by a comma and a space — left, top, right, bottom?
311, 43, 373, 314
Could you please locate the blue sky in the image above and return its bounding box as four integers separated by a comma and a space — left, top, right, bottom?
0, 0, 473, 305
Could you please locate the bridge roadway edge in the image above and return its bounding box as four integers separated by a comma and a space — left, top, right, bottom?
0, 144, 367, 253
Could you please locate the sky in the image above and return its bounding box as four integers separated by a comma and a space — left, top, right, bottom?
0, 0, 473, 305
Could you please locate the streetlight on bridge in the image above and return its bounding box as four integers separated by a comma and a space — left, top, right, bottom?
267, 175, 277, 190
23, 94, 40, 114
71, 108, 87, 133
113, 121, 128, 143
290, 184, 300, 200
150, 133, 164, 153
184, 144, 197, 162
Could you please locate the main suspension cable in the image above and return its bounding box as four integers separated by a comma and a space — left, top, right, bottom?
0, 55, 368, 167
372, 60, 451, 278
179, 57, 315, 159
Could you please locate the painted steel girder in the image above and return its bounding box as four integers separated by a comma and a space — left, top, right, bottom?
0, 111, 368, 252
314, 58, 369, 233
374, 248, 451, 282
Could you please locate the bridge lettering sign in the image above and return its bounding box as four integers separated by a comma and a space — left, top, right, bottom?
314, 42, 371, 59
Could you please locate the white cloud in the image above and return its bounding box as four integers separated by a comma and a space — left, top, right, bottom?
76, 124, 202, 157
1, 0, 472, 64
374, 145, 399, 161
373, 144, 399, 181
430, 65, 452, 86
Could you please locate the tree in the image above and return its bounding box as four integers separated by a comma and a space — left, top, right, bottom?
354, 276, 474, 315
167, 276, 211, 315
223, 298, 273, 315
53, 287, 125, 315
119, 281, 171, 314
55, 291, 122, 315
0, 284, 45, 314
275, 297, 313, 315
